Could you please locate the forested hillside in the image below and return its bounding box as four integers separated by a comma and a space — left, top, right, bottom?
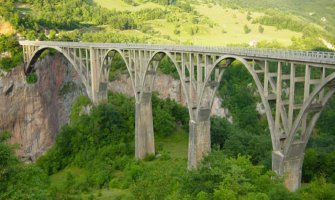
1, 0, 334, 72
1, 0, 335, 199
1, 92, 335, 199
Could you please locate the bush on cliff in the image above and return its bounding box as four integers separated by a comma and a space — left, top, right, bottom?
0, 131, 50, 200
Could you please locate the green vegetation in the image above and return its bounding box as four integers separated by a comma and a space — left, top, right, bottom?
0, 35, 21, 71
26, 71, 37, 84
193, 5, 302, 46
302, 97, 335, 183
0, 131, 50, 199
1, 0, 335, 199
243, 24, 251, 34
58, 82, 77, 96
26, 72, 38, 84
2, 0, 329, 47
258, 25, 264, 34
2, 92, 335, 199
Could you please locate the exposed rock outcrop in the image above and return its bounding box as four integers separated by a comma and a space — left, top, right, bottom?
0, 53, 84, 162
0, 54, 232, 162
108, 73, 232, 120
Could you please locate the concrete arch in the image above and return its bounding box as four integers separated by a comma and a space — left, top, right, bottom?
25, 46, 90, 93
285, 72, 335, 155
141, 51, 193, 119
100, 48, 136, 99
100, 48, 130, 76
198, 55, 277, 150
26, 46, 76, 74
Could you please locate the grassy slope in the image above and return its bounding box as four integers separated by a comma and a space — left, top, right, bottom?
95, 0, 163, 11
218, 0, 335, 31
182, 6, 300, 46
94, 0, 302, 46
49, 129, 189, 199
152, 6, 301, 46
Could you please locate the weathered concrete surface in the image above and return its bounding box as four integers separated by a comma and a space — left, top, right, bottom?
188, 119, 211, 168
272, 150, 304, 191
135, 93, 155, 159
0, 53, 84, 161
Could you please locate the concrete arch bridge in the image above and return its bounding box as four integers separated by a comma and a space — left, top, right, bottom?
19, 41, 335, 191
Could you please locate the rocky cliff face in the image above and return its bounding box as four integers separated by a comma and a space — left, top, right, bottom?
0, 54, 232, 161
0, 53, 84, 162
108, 74, 232, 120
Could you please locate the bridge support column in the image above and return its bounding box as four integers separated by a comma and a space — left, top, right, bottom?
94, 82, 108, 103
135, 92, 155, 159
90, 47, 99, 104
188, 109, 211, 169
272, 150, 304, 191
90, 47, 108, 104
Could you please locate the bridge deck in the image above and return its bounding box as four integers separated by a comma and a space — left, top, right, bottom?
19, 40, 335, 65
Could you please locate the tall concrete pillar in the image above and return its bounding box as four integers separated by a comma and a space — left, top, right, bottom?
188, 108, 211, 169
135, 92, 155, 159
96, 82, 108, 103
90, 47, 99, 104
90, 48, 108, 104
272, 150, 304, 191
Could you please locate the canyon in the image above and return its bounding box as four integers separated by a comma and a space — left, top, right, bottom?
0, 53, 231, 160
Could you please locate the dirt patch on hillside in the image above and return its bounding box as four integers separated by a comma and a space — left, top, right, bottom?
0, 21, 15, 35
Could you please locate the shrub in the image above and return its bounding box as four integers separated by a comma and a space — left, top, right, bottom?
258, 25, 264, 33
144, 153, 156, 161
244, 24, 251, 34
26, 71, 38, 84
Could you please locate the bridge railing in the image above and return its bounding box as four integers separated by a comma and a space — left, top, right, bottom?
19, 40, 335, 65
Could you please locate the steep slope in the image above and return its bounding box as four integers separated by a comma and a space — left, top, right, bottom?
209, 0, 335, 31
94, 0, 303, 46
0, 54, 84, 161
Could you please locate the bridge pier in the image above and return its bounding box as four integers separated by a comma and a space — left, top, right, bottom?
135, 92, 155, 159
90, 47, 108, 104
272, 150, 304, 191
91, 81, 108, 103
188, 108, 211, 169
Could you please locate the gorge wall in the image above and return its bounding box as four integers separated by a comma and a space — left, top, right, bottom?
0, 53, 84, 161
0, 53, 232, 161
109, 74, 232, 119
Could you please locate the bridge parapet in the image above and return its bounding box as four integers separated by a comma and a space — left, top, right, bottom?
19, 41, 335, 65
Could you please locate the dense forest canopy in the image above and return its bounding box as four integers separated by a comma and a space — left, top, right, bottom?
1, 92, 335, 199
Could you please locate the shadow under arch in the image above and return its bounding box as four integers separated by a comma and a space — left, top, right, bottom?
100, 48, 137, 101
198, 55, 277, 150
140, 50, 193, 118
26, 46, 76, 74
285, 72, 335, 155
25, 46, 90, 94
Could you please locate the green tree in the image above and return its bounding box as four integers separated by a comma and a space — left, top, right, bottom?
26, 71, 38, 84
258, 25, 264, 33
48, 29, 57, 40
0, 131, 50, 199
244, 24, 251, 34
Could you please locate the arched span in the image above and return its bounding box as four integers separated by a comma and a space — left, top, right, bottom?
100, 48, 131, 77
141, 51, 193, 119
100, 48, 136, 101
285, 72, 335, 155
26, 46, 76, 74
25, 46, 90, 92
198, 55, 277, 150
